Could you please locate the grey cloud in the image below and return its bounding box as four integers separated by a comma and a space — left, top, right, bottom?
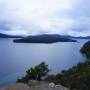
0, 0, 90, 36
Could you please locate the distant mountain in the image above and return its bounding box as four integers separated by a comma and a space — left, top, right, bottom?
27, 34, 90, 39
58, 35, 90, 39
13, 34, 77, 43
0, 33, 23, 38
56, 35, 90, 39
27, 34, 72, 38
71, 36, 90, 39
76, 36, 90, 39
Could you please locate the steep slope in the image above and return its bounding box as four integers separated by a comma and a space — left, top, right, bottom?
80, 41, 90, 57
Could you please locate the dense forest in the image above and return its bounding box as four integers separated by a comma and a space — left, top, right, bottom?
46, 60, 90, 90
80, 41, 90, 58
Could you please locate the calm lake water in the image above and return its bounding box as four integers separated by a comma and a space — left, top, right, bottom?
0, 38, 89, 87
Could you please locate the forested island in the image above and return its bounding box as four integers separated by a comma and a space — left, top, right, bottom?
13, 34, 77, 43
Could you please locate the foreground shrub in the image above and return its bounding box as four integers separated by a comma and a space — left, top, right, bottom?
17, 62, 49, 83
46, 60, 90, 90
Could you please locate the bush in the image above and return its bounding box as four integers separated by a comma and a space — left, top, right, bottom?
17, 62, 49, 83
46, 60, 90, 90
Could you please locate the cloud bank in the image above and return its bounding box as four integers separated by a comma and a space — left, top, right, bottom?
0, 0, 90, 36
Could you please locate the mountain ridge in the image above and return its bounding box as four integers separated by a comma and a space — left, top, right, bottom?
0, 33, 90, 39
0, 33, 23, 38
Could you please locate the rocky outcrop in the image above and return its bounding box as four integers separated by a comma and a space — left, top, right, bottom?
0, 81, 70, 90
0, 83, 30, 90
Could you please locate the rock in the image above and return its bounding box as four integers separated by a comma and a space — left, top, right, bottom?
0, 83, 30, 90
28, 80, 40, 86
0, 82, 70, 90
49, 82, 55, 88
55, 85, 62, 87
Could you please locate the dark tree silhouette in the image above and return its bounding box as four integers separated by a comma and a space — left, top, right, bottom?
17, 62, 49, 83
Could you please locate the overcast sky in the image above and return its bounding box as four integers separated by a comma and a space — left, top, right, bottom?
0, 0, 90, 36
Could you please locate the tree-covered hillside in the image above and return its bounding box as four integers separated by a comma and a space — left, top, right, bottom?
46, 60, 90, 90
80, 41, 90, 58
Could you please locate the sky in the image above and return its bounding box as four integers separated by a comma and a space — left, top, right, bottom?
0, 0, 90, 36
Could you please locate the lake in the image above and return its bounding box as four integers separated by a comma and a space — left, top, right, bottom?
0, 38, 89, 87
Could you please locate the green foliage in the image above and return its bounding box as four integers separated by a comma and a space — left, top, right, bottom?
46, 60, 90, 90
17, 59, 90, 90
17, 62, 49, 83
80, 41, 90, 58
